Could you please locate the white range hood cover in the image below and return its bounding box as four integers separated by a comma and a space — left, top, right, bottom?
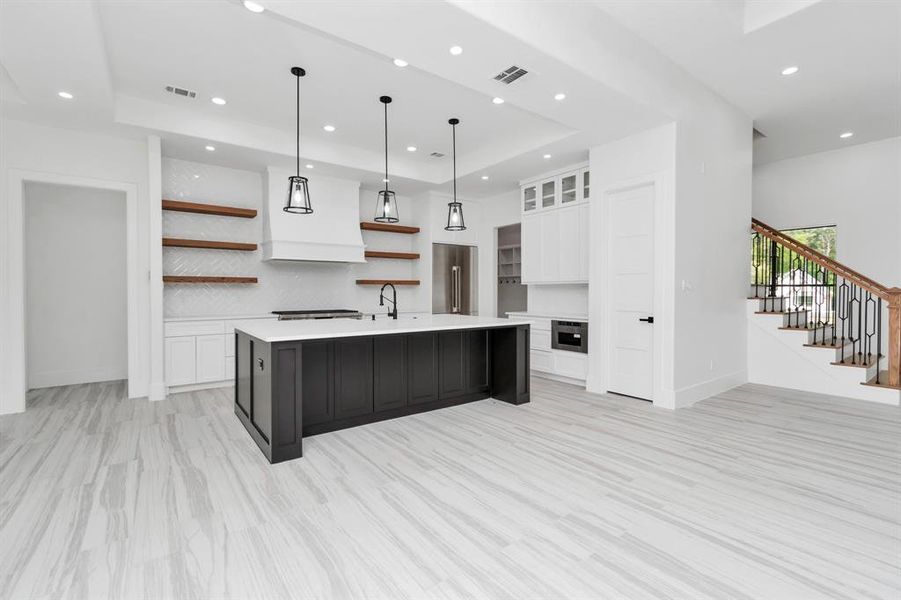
261, 167, 365, 263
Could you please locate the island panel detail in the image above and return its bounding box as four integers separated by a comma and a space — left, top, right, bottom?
234, 324, 530, 463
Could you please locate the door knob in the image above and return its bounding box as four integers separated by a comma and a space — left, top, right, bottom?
639, 317, 654, 323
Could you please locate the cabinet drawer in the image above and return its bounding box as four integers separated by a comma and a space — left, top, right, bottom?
165, 320, 225, 337
554, 352, 588, 380
531, 329, 552, 351
530, 317, 552, 332
530, 349, 553, 373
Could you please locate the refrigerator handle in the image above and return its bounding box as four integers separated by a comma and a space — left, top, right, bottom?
451, 265, 461, 313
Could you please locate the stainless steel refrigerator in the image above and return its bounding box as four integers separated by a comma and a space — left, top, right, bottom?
432, 243, 478, 315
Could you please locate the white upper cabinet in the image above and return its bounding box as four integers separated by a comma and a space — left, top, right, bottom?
519, 162, 590, 284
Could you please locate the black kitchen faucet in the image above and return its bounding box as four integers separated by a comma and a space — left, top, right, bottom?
379, 283, 398, 320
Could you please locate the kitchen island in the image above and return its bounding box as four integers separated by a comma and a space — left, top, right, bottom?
234, 315, 530, 463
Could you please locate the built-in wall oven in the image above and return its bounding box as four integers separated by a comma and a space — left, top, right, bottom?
551, 320, 588, 353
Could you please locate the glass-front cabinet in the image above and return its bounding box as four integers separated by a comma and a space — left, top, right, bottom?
520, 162, 589, 215
522, 184, 537, 212
561, 173, 578, 204
541, 179, 556, 209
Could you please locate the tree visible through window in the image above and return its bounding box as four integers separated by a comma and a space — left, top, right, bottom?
782, 225, 836, 260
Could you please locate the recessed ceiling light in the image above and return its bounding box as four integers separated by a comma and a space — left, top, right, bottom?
554, 93, 566, 101
205, 145, 216, 152
839, 131, 854, 139
393, 58, 408, 68
57, 91, 73, 99
305, 163, 314, 169
781, 66, 799, 76
323, 124, 336, 132
492, 97, 505, 105
243, 1, 265, 13
481, 175, 489, 180
211, 97, 226, 105
193, 174, 200, 179
406, 145, 417, 152
543, 154, 551, 159
449, 45, 463, 56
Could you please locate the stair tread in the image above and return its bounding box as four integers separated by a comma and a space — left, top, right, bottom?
755, 309, 809, 315
862, 372, 901, 391
802, 342, 848, 349
777, 324, 827, 331
830, 356, 880, 368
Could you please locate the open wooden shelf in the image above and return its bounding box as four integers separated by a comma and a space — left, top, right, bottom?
163, 276, 258, 284
364, 251, 420, 260
163, 238, 258, 251
355, 279, 420, 286
360, 222, 420, 234
162, 199, 257, 219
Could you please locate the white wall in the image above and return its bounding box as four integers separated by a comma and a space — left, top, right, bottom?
0, 119, 163, 414
527, 286, 588, 316
25, 183, 128, 388
753, 137, 901, 285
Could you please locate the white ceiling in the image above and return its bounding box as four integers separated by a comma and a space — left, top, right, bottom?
595, 0, 901, 163
2, 0, 895, 193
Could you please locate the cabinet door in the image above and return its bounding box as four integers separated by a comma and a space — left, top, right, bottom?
579, 203, 590, 281
522, 184, 538, 213
302, 341, 334, 426
539, 210, 561, 281
165, 337, 196, 386
541, 178, 557, 209
374, 335, 407, 411
558, 206, 581, 282
334, 337, 374, 420
560, 172, 578, 205
196, 334, 226, 382
467, 330, 488, 392
438, 330, 466, 399
521, 214, 540, 283
407, 332, 438, 405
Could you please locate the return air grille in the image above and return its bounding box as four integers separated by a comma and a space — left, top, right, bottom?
493, 66, 528, 84
165, 85, 197, 99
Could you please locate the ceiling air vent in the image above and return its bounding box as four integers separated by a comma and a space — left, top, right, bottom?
430, 152, 445, 158
165, 85, 197, 99
493, 65, 528, 85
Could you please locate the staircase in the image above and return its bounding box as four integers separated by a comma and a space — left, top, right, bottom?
747, 218, 901, 405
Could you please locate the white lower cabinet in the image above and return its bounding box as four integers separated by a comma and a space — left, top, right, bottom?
164, 317, 276, 390
510, 313, 588, 382
195, 334, 226, 383
165, 336, 196, 386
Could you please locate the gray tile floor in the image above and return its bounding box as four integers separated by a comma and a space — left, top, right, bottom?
1, 378, 899, 599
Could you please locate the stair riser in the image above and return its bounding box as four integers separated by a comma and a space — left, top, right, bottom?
782, 311, 809, 328
755, 297, 787, 312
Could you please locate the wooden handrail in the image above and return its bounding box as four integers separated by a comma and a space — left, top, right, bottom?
752, 217, 900, 388
751, 218, 890, 300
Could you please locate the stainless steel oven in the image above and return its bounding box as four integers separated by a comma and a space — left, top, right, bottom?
551, 320, 588, 353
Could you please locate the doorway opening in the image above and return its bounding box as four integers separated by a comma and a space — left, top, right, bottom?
24, 182, 129, 394
496, 223, 526, 317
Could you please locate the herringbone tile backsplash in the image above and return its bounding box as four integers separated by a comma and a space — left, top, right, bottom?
163, 158, 368, 318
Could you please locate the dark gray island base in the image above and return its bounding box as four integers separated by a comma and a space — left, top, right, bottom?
234, 321, 530, 463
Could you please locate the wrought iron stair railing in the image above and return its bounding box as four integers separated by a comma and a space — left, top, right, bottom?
750, 218, 901, 388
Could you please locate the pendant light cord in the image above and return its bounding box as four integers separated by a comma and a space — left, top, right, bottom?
384, 101, 389, 192
295, 73, 300, 177
452, 122, 457, 202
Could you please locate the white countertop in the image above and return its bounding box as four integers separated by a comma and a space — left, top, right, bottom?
507, 311, 588, 321
236, 314, 531, 343
165, 314, 278, 323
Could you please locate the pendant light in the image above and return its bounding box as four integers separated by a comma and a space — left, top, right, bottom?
374, 95, 399, 223
445, 117, 466, 231
284, 66, 312, 214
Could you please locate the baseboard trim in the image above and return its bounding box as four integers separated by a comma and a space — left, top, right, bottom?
167, 379, 233, 394
671, 370, 747, 409
531, 370, 586, 387
28, 367, 128, 390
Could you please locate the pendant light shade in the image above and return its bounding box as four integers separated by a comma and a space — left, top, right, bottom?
284, 66, 312, 214
374, 96, 399, 223
445, 118, 466, 231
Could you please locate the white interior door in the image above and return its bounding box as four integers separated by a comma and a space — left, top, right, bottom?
608, 183, 655, 400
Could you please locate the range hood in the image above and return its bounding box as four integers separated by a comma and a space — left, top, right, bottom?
261, 167, 365, 263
